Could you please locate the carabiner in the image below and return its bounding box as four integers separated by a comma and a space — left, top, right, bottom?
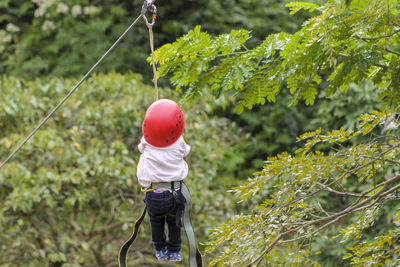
141, 0, 156, 15
142, 4, 157, 27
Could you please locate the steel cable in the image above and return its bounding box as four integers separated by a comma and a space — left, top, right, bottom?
0, 13, 145, 170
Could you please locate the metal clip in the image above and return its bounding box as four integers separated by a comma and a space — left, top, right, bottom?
141, 0, 156, 15
142, 3, 157, 28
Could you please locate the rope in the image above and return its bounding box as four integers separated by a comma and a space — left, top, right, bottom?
149, 27, 159, 100
0, 1, 156, 170
143, 7, 159, 100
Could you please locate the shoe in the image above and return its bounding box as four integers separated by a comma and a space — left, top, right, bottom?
155, 247, 168, 260
169, 251, 181, 261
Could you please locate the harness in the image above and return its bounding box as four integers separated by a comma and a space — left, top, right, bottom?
145, 181, 184, 227
118, 181, 203, 267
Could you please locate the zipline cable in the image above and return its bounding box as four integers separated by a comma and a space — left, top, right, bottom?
0, 2, 154, 170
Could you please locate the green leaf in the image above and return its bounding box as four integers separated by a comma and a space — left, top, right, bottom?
286, 2, 320, 15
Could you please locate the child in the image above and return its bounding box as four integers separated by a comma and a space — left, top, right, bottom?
137, 99, 190, 261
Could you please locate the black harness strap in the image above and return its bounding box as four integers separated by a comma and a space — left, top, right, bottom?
172, 181, 184, 226
118, 182, 203, 267
118, 206, 147, 267
181, 182, 203, 267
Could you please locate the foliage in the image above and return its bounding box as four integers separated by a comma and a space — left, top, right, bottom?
150, 0, 400, 266
0, 73, 248, 266
215, 81, 381, 174
206, 111, 400, 266
0, 0, 308, 79
309, 81, 382, 132
153, 0, 400, 113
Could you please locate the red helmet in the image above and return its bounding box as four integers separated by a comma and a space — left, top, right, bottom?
142, 99, 185, 147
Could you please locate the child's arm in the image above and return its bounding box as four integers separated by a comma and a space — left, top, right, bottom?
184, 142, 191, 157
138, 138, 145, 153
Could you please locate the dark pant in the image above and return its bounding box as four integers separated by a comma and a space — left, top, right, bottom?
145, 190, 186, 252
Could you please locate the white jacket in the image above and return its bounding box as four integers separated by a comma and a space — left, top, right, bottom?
137, 135, 190, 188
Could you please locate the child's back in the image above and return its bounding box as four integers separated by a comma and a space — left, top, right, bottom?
136, 99, 189, 261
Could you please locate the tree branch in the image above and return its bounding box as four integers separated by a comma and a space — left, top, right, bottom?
385, 48, 400, 57
363, 155, 400, 166
247, 172, 400, 265
346, 173, 400, 210
247, 231, 294, 267
347, 9, 400, 27
352, 29, 400, 41
272, 143, 399, 211
339, 52, 388, 69
316, 182, 366, 197
92, 222, 121, 234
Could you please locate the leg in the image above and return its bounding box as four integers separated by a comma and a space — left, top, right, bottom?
148, 214, 167, 250
166, 213, 182, 253
145, 191, 175, 251
166, 191, 186, 253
